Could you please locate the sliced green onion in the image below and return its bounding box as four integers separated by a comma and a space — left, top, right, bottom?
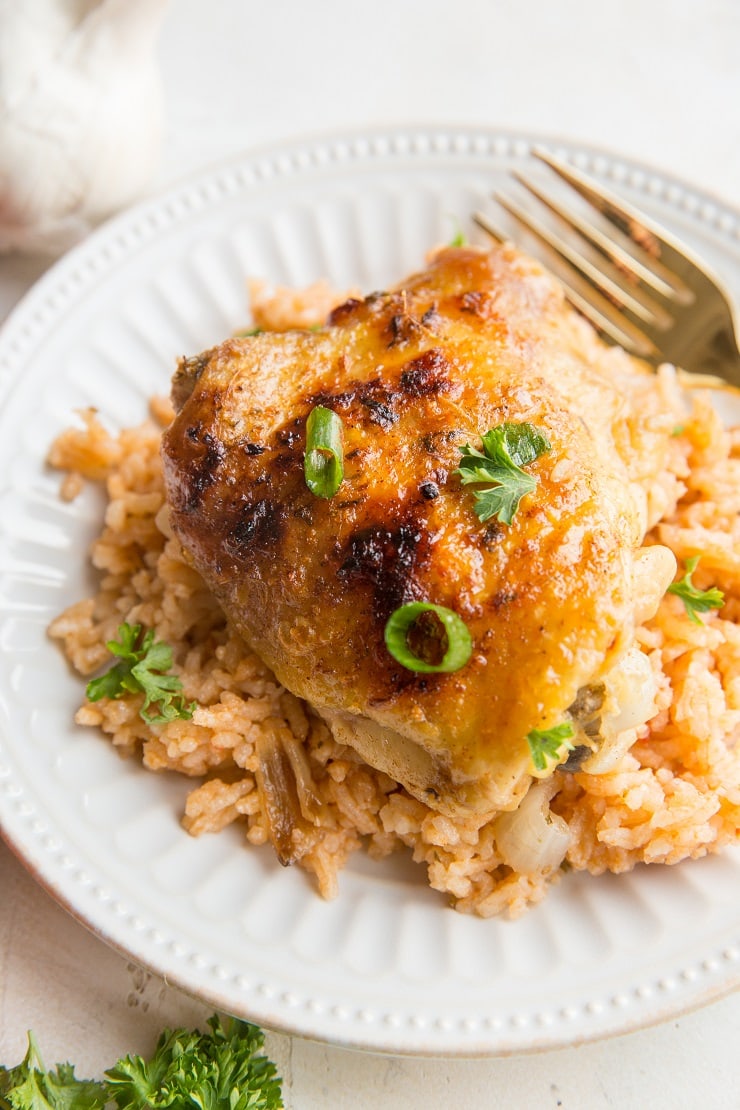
384, 601, 473, 673
304, 406, 344, 498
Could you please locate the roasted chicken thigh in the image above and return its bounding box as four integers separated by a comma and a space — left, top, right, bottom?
161, 246, 677, 819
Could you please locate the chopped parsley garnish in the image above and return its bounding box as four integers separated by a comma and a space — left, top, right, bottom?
0, 1016, 283, 1109
449, 226, 467, 247
86, 622, 196, 725
455, 422, 551, 525
234, 326, 263, 337
527, 722, 575, 773
667, 555, 725, 624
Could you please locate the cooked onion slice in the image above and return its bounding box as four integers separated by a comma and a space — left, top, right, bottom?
494, 780, 570, 876
255, 723, 319, 865
580, 727, 639, 775
602, 645, 657, 736
581, 646, 656, 774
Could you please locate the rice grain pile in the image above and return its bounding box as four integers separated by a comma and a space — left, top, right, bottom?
48, 291, 740, 918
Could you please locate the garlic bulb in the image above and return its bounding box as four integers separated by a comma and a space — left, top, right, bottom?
0, 0, 169, 255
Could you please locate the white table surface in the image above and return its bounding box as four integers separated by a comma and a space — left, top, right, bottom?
2, 1, 740, 1106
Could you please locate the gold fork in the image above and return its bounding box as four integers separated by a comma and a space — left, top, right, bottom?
473, 149, 740, 391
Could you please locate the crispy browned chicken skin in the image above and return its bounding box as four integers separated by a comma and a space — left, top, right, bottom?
161, 246, 676, 818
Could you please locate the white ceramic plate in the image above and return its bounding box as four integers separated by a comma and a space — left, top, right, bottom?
1, 127, 739, 1057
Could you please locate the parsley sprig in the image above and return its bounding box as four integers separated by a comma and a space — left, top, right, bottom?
0, 1030, 106, 1109
527, 722, 575, 773
105, 1016, 281, 1110
86, 622, 196, 725
455, 422, 551, 525
0, 1015, 283, 1110
667, 555, 725, 624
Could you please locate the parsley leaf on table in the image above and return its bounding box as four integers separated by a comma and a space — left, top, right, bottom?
104, 1016, 282, 1110
85, 622, 196, 725
666, 555, 725, 624
455, 422, 551, 525
0, 1017, 283, 1110
0, 1031, 107, 1110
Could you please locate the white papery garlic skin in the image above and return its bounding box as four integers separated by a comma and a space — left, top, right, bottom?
0, 0, 169, 255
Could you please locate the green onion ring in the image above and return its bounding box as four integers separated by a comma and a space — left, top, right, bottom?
384, 601, 473, 673
304, 406, 344, 498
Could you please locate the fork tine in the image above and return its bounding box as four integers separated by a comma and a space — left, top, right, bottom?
472, 209, 660, 358
554, 281, 660, 358
471, 211, 507, 243
512, 172, 680, 302
491, 190, 674, 329
532, 148, 694, 305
